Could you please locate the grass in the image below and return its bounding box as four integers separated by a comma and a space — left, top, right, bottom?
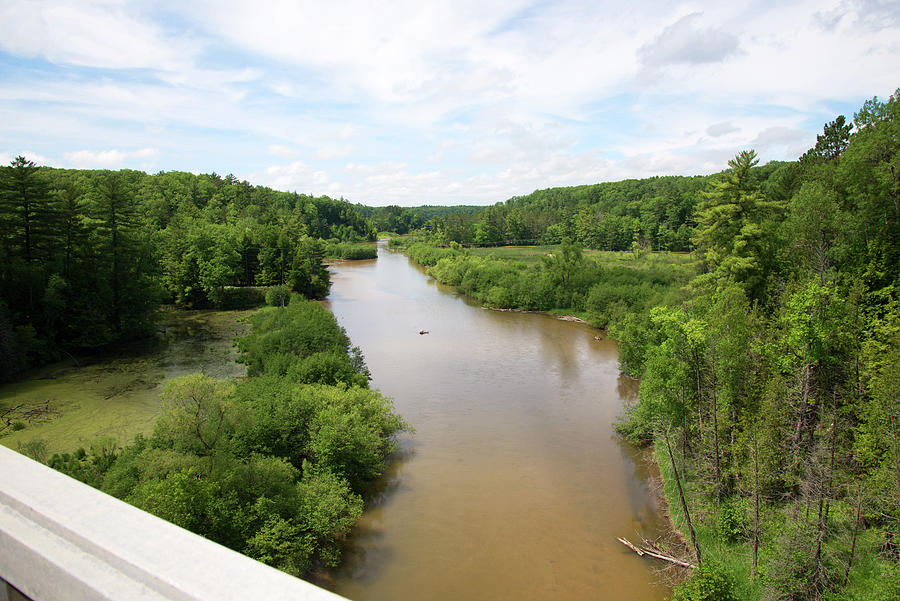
0, 309, 253, 455
469, 244, 696, 271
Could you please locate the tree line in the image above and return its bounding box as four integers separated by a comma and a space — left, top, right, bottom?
354, 203, 486, 236
0, 166, 376, 378
415, 167, 786, 252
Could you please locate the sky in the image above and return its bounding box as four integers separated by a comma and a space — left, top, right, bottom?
0, 1, 898, 206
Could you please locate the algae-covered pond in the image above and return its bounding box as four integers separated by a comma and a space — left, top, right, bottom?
0, 309, 254, 455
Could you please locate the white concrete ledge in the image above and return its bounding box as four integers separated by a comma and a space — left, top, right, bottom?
0, 446, 349, 601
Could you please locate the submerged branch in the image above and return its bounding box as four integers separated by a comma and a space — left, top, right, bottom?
616, 537, 697, 569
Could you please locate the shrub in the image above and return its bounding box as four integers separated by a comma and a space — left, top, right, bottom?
265, 286, 292, 307
219, 286, 267, 309
673, 561, 738, 601
325, 242, 377, 260
719, 497, 748, 541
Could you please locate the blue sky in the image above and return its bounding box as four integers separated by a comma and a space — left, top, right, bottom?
1, 0, 898, 206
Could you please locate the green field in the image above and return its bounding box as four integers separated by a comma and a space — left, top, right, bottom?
469, 244, 695, 271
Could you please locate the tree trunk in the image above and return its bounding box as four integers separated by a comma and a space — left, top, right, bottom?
844, 491, 863, 586
665, 428, 701, 566
814, 398, 838, 591
693, 348, 703, 430
680, 385, 687, 477
710, 341, 721, 507
890, 408, 900, 502
752, 433, 760, 577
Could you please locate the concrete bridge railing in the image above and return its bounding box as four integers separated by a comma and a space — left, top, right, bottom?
0, 445, 349, 601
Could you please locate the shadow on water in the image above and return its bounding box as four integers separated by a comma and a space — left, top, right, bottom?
362, 440, 419, 508
617, 372, 640, 403
312, 440, 419, 588
615, 436, 663, 533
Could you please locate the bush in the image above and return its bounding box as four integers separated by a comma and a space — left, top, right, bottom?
325, 242, 377, 260
673, 561, 738, 601
406, 242, 463, 266
237, 302, 349, 373
219, 286, 267, 309
719, 497, 748, 541
265, 286, 292, 307
285, 351, 369, 387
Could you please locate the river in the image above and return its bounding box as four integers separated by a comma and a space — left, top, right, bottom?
320, 243, 671, 600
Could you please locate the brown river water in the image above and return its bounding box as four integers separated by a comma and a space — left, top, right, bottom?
319, 243, 671, 601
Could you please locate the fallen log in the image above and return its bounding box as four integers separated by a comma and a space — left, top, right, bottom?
616, 537, 697, 569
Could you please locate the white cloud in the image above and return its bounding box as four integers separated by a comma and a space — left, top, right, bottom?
751, 126, 811, 158
0, 150, 53, 166
260, 161, 330, 192
314, 144, 357, 161
707, 122, 740, 137
267, 144, 299, 159
339, 124, 355, 140
0, 1, 194, 70
63, 148, 160, 169
639, 13, 741, 67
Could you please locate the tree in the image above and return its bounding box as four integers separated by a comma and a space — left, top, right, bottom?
858, 297, 900, 532
541, 237, 584, 290
781, 182, 842, 280
187, 223, 240, 306
85, 171, 158, 335
839, 90, 900, 290
302, 384, 408, 490
801, 115, 852, 167
290, 236, 330, 299
635, 306, 703, 564
154, 373, 239, 457
692, 150, 780, 302
0, 156, 53, 316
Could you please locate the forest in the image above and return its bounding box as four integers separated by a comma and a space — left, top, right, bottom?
395, 92, 900, 600
0, 167, 376, 379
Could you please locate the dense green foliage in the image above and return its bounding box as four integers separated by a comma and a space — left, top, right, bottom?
354, 204, 424, 235
0, 166, 376, 378
672, 560, 738, 601
616, 92, 900, 600
46, 298, 407, 576
325, 241, 378, 260
414, 169, 784, 252
395, 238, 692, 330
236, 300, 370, 386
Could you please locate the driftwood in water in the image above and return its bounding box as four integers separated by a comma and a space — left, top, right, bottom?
1, 401, 59, 434
616, 537, 697, 569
